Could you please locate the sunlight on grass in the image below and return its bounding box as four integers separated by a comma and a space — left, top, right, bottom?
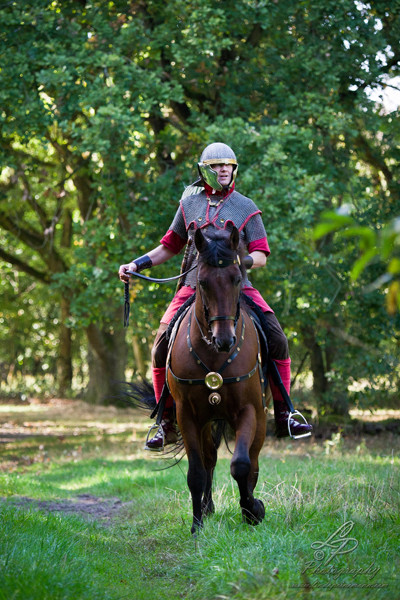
55, 465, 165, 492
1, 400, 399, 600
0, 404, 46, 413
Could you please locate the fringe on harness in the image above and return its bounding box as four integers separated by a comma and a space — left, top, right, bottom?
150, 293, 196, 423
241, 292, 295, 413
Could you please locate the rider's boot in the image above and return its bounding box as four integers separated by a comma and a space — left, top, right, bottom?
269, 358, 312, 438
145, 367, 179, 451
145, 407, 179, 451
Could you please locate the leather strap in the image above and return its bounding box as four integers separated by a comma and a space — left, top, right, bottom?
126, 262, 197, 283
167, 307, 261, 388
123, 262, 198, 327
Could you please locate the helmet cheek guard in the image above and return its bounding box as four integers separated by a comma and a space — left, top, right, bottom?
197, 143, 238, 191
198, 162, 221, 191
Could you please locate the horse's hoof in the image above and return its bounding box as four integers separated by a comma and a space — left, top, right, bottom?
202, 499, 215, 516
242, 499, 265, 525
191, 517, 203, 535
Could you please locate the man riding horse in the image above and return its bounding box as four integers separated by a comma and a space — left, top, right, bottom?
118, 143, 312, 449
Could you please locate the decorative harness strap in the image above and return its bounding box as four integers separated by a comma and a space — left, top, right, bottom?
167, 307, 265, 399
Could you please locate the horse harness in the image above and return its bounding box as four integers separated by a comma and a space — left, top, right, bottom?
125, 255, 311, 441
166, 305, 267, 408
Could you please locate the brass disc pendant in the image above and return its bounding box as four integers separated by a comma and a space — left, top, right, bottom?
208, 392, 221, 405
205, 371, 223, 390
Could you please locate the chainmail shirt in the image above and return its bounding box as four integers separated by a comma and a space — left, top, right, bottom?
162, 188, 268, 289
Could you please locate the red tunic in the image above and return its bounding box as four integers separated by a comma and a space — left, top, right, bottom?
159, 185, 273, 324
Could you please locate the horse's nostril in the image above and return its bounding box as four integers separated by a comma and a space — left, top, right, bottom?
215, 337, 235, 353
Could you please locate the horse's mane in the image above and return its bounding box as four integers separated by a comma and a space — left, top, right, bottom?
198, 228, 246, 276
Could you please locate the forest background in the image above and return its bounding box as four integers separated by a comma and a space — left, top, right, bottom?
1, 0, 399, 420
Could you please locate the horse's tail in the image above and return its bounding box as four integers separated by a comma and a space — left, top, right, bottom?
212, 420, 233, 454
119, 380, 157, 413
118, 380, 186, 467
119, 383, 232, 460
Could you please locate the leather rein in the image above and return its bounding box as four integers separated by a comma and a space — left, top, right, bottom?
126, 262, 198, 284
123, 253, 264, 397
123, 263, 198, 327
166, 253, 264, 393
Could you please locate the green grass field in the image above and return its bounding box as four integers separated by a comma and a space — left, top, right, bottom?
0, 400, 399, 600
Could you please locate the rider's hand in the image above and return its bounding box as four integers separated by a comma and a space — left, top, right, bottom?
118, 262, 137, 283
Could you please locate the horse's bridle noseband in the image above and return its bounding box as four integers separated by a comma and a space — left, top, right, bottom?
199, 253, 242, 330
202, 300, 241, 327
208, 315, 235, 323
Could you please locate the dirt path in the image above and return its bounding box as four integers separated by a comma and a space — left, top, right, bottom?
1, 493, 133, 523
0, 397, 145, 442
0, 399, 147, 522
1, 398, 399, 524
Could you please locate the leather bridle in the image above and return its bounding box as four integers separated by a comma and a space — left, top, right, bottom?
197, 252, 242, 332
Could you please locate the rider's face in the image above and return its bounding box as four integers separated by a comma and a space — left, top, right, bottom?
211, 163, 234, 187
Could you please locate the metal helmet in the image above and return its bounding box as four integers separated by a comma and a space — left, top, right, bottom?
197, 142, 238, 191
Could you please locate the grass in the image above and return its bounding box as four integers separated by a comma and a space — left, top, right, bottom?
0, 399, 399, 600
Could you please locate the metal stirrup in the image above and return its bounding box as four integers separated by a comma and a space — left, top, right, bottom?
287, 410, 312, 440
144, 423, 165, 452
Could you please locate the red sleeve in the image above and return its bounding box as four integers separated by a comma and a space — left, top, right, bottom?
248, 237, 270, 257
160, 229, 187, 254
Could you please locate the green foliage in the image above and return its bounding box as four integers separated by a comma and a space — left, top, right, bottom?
0, 0, 399, 406
0, 264, 60, 395
315, 211, 400, 314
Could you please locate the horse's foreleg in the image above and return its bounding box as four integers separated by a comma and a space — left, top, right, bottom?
178, 413, 206, 534
201, 424, 217, 517
230, 406, 265, 525
248, 414, 267, 493
245, 414, 267, 524
187, 448, 207, 534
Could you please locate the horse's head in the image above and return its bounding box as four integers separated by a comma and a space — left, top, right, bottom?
194, 226, 244, 352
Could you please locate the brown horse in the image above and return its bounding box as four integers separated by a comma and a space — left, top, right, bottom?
167, 226, 266, 534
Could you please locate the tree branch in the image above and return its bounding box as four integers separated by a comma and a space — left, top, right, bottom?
19, 172, 50, 228
0, 210, 45, 248
0, 210, 67, 272
0, 247, 50, 283
354, 133, 393, 184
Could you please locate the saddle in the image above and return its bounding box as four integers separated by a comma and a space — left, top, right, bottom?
150, 295, 196, 424
241, 293, 299, 414
151, 291, 296, 423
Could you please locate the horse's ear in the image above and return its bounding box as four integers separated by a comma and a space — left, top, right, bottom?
230, 226, 240, 251
195, 228, 207, 253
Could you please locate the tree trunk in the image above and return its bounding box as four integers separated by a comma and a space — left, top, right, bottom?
301, 325, 349, 418
84, 318, 128, 405
56, 296, 73, 397
132, 335, 148, 380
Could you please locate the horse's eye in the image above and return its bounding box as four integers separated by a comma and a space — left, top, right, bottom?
199, 279, 208, 289
233, 275, 242, 286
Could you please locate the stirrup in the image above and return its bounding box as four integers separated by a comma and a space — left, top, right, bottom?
144, 423, 165, 452
288, 410, 312, 440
